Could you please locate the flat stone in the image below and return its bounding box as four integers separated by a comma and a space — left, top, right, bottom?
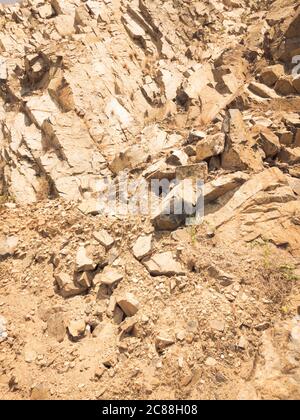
132, 234, 152, 260
100, 266, 123, 287
252, 125, 281, 158
248, 82, 278, 99
47, 313, 66, 343
93, 230, 114, 250
209, 319, 225, 332
176, 163, 208, 182
278, 147, 300, 164
144, 251, 185, 276
116, 293, 140, 317
155, 335, 175, 353
204, 172, 249, 203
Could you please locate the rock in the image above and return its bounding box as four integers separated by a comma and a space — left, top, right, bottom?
54, 15, 75, 37
295, 129, 300, 147
155, 335, 175, 353
99, 266, 123, 287
68, 320, 86, 340
144, 251, 185, 276
116, 293, 140, 317
289, 165, 300, 178
260, 64, 285, 87
0, 57, 7, 80
0, 315, 7, 342
293, 77, 300, 94
287, 177, 300, 196
284, 113, 300, 127
75, 246, 96, 272
24, 347, 37, 364
278, 130, 294, 146
30, 383, 50, 400
205, 357, 217, 367
221, 109, 263, 172
209, 319, 225, 332
196, 133, 225, 161
188, 130, 206, 144
275, 76, 296, 96
237, 336, 248, 350
176, 163, 208, 181
252, 125, 281, 158
47, 313, 66, 343
248, 82, 278, 99
76, 271, 93, 289
204, 172, 250, 203
37, 4, 54, 19
0, 235, 18, 258
93, 230, 114, 250
55, 272, 86, 298
151, 179, 201, 230
132, 234, 152, 260
78, 199, 101, 215
208, 266, 236, 286
205, 168, 289, 229
278, 147, 300, 164
110, 146, 149, 174
166, 150, 188, 166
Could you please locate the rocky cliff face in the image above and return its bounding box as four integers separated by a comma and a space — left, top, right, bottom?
0, 0, 299, 400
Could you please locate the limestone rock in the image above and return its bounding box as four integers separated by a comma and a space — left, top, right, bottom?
278, 147, 300, 164
176, 163, 208, 182
75, 246, 96, 272
166, 150, 188, 166
67, 319, 86, 340
155, 335, 175, 353
275, 76, 296, 96
144, 251, 185, 276
221, 109, 263, 171
116, 293, 140, 317
132, 234, 152, 260
110, 146, 149, 174
47, 313, 66, 343
0, 235, 18, 258
252, 126, 281, 158
260, 64, 285, 87
55, 272, 86, 298
248, 82, 278, 99
204, 172, 250, 203
151, 180, 201, 230
99, 266, 123, 287
196, 133, 225, 162
93, 230, 114, 250
0, 316, 7, 343
205, 167, 290, 229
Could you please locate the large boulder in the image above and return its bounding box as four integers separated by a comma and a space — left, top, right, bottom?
221, 109, 263, 172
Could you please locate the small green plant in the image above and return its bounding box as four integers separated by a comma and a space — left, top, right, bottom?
279, 264, 299, 281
